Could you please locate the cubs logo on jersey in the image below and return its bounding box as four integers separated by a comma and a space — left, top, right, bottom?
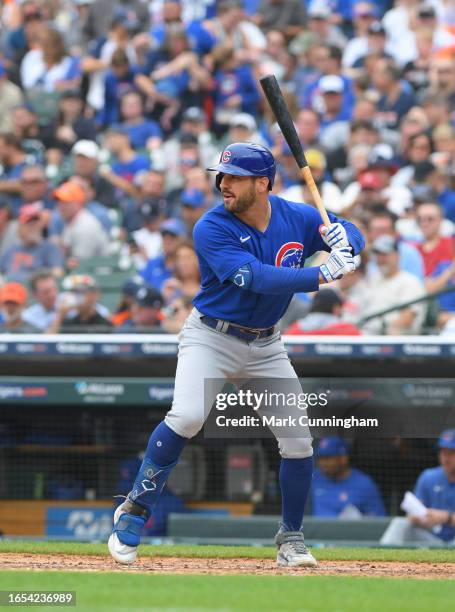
275, 242, 304, 269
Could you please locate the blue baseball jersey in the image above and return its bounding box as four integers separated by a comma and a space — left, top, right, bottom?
192, 194, 364, 328
311, 468, 386, 517
414, 466, 455, 541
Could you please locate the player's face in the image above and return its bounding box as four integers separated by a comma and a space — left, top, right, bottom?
439, 448, 455, 479
317, 455, 348, 479
220, 174, 257, 213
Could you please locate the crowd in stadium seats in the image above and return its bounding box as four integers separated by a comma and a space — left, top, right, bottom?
0, 0, 454, 335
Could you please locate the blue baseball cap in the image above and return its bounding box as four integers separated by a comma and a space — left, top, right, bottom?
316, 437, 348, 457
160, 218, 186, 237
438, 429, 455, 450
181, 189, 205, 209
122, 275, 146, 297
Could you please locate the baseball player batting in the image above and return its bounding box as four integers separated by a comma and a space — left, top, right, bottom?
109, 142, 365, 568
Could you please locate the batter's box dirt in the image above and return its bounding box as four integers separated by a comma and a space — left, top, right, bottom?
0, 554, 454, 579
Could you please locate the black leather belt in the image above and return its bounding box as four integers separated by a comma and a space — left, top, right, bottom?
200, 316, 276, 343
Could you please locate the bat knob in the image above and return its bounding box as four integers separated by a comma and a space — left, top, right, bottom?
319, 224, 328, 236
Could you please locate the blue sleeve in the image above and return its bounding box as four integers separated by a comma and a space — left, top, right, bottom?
193, 220, 320, 295
363, 478, 386, 516
103, 75, 119, 126
239, 66, 260, 115
306, 207, 365, 256
65, 56, 82, 80
414, 471, 431, 507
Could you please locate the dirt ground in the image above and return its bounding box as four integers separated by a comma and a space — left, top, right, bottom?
1, 553, 455, 579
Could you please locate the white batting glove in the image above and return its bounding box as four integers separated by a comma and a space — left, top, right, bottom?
320, 223, 350, 249
320, 247, 356, 283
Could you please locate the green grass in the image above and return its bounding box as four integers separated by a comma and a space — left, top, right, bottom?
0, 540, 454, 563
0, 571, 454, 612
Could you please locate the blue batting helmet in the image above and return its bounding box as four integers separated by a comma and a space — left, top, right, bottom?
207, 142, 276, 191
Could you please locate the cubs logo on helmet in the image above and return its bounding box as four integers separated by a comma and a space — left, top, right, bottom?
221, 150, 232, 163
275, 242, 304, 269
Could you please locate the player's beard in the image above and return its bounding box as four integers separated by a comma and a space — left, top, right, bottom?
223, 182, 256, 213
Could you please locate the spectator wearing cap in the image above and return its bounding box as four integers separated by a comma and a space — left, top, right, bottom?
381, 429, 455, 545
372, 59, 416, 130
22, 269, 60, 332
413, 3, 455, 54
341, 144, 413, 217
100, 127, 150, 198
119, 286, 164, 331
0, 202, 64, 283
285, 288, 362, 336
20, 26, 82, 93
342, 2, 380, 68
360, 235, 426, 335
71, 140, 117, 209
0, 133, 29, 215
316, 75, 352, 148
223, 112, 262, 149
0, 281, 39, 333
366, 209, 424, 280
40, 90, 96, 156
161, 240, 201, 304
140, 219, 186, 291
48, 274, 112, 333
130, 199, 167, 269
0, 200, 18, 259
280, 149, 343, 214
163, 107, 218, 172
117, 91, 162, 151
311, 437, 386, 517
351, 21, 393, 70
0, 61, 24, 133
166, 134, 202, 194
180, 189, 208, 234
306, 4, 347, 49
53, 181, 110, 260
110, 275, 146, 328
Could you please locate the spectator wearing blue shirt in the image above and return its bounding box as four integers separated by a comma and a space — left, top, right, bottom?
381, 430, 455, 545
316, 76, 352, 151
311, 437, 386, 517
141, 219, 186, 291
213, 44, 261, 124
101, 49, 139, 127
117, 91, 162, 151
0, 133, 29, 215
366, 210, 425, 280
104, 127, 150, 187
372, 58, 416, 130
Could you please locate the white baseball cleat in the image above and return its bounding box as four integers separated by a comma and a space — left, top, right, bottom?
108, 501, 147, 565
275, 528, 318, 568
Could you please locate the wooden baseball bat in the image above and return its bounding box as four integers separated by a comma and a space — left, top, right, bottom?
259, 74, 331, 227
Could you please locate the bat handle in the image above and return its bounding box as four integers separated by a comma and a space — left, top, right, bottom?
301, 166, 331, 227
